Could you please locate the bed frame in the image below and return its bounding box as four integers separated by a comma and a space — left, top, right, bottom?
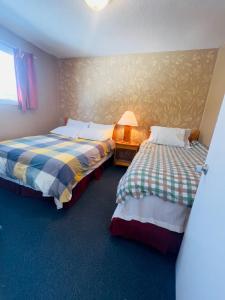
110, 129, 200, 255
0, 119, 116, 208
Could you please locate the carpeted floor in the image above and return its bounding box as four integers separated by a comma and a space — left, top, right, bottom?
0, 166, 175, 300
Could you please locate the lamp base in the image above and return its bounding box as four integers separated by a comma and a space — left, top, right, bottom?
123, 125, 131, 143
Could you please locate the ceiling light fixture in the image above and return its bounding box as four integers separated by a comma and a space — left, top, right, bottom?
84, 0, 111, 11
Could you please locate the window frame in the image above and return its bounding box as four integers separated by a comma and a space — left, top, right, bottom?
0, 43, 18, 106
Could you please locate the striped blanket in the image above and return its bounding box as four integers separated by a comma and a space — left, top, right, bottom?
116, 141, 208, 207
0, 134, 114, 204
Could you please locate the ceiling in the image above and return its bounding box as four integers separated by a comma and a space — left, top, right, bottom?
0, 0, 225, 58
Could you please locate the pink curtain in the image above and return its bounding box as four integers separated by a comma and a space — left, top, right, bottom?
13, 49, 38, 112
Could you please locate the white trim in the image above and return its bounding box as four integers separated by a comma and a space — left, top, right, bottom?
0, 99, 18, 106
0, 41, 14, 54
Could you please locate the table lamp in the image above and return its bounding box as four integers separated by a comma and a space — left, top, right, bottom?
118, 111, 138, 143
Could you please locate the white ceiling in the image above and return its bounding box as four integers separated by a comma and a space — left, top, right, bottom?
0, 0, 224, 58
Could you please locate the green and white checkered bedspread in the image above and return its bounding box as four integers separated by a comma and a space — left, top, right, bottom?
116, 141, 208, 207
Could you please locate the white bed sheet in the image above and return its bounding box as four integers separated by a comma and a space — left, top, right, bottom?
112, 195, 190, 233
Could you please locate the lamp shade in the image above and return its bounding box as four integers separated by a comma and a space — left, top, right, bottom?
118, 111, 138, 127
84, 0, 110, 11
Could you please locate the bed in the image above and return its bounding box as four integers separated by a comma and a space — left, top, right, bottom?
110, 130, 208, 254
0, 130, 115, 209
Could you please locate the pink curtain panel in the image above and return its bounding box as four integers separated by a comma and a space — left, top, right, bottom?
14, 49, 38, 112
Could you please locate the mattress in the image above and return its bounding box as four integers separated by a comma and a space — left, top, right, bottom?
1, 152, 113, 209
0, 134, 115, 206
0, 151, 112, 193
112, 195, 190, 233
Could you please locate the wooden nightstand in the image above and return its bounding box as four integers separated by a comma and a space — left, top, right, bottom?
114, 141, 140, 167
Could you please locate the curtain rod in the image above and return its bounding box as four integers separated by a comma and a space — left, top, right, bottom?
0, 39, 37, 59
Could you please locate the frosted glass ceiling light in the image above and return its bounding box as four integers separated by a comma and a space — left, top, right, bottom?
84, 0, 111, 11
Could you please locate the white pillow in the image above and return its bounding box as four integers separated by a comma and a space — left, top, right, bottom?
89, 122, 115, 138
89, 122, 114, 130
50, 126, 79, 139
66, 118, 89, 130
79, 127, 113, 141
149, 126, 189, 147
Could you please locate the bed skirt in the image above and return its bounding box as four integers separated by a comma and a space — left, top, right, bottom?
110, 217, 183, 255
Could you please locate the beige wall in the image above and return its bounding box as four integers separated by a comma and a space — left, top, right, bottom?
0, 28, 219, 145
199, 46, 225, 147
59, 49, 217, 138
0, 26, 60, 141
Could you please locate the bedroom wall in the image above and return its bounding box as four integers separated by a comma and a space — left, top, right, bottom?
58, 49, 217, 141
199, 46, 225, 147
0, 26, 59, 141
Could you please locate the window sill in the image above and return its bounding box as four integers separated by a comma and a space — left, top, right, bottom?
0, 99, 18, 106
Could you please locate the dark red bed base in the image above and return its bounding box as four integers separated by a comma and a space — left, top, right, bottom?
0, 158, 111, 208
110, 218, 183, 255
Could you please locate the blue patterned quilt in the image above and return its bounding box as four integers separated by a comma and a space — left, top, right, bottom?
0, 134, 114, 203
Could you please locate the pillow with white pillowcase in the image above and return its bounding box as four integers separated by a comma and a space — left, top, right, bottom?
79, 126, 114, 141
89, 121, 114, 130
50, 126, 80, 139
89, 122, 115, 138
149, 126, 191, 147
66, 118, 89, 130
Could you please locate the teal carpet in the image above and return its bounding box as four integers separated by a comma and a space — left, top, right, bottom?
0, 166, 175, 300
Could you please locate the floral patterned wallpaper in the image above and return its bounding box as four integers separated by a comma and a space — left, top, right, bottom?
58, 49, 217, 141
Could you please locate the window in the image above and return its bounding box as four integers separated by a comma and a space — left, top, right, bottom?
0, 49, 17, 104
